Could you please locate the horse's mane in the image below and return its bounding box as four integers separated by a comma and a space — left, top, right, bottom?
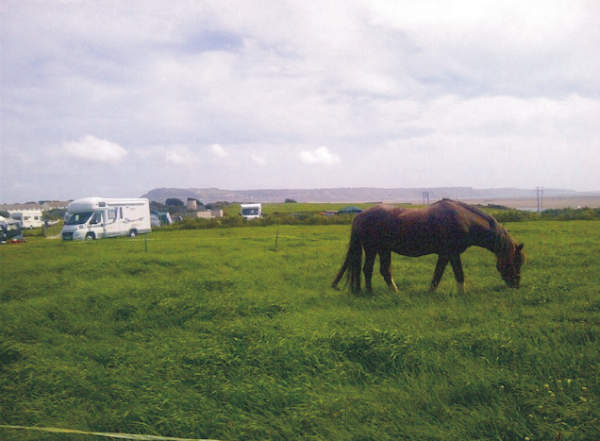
494, 223, 515, 256
445, 199, 497, 229
440, 199, 515, 256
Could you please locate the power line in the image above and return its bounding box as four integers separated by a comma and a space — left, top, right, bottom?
536, 186, 544, 214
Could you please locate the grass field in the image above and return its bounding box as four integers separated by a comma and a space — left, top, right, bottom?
1, 220, 599, 440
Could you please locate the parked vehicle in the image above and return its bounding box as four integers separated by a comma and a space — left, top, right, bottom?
150, 211, 173, 228
61, 197, 151, 240
240, 203, 262, 219
1, 217, 23, 243
8, 209, 44, 229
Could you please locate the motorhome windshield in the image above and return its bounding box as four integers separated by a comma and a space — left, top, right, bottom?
242, 208, 259, 216
65, 211, 93, 225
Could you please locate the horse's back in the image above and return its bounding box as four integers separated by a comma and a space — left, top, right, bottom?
353, 204, 437, 255
353, 200, 487, 256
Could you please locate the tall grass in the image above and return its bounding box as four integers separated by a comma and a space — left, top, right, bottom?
1, 221, 599, 440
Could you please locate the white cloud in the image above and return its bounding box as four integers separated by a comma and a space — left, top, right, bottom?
147, 145, 199, 167
165, 150, 190, 166
299, 146, 341, 165
62, 135, 127, 163
250, 153, 267, 166
210, 143, 229, 158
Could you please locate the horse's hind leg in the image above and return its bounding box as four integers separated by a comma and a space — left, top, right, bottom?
449, 254, 465, 294
363, 248, 376, 293
430, 255, 449, 292
379, 249, 399, 293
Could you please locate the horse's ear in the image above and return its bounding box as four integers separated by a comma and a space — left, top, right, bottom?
517, 243, 524, 252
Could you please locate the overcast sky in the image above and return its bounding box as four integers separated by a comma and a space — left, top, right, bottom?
1, 0, 599, 202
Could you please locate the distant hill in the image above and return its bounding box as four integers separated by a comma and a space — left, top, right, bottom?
141, 187, 599, 204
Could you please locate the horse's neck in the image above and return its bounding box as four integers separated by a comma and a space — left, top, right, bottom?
472, 224, 508, 257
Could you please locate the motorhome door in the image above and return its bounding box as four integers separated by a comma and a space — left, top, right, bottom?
103, 207, 122, 237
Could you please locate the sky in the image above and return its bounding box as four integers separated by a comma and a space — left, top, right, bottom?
1, 0, 599, 202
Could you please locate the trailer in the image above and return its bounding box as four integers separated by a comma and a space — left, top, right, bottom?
8, 209, 44, 229
240, 203, 262, 219
61, 197, 151, 240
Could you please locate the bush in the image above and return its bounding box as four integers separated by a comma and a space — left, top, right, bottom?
540, 207, 599, 220
161, 206, 600, 231
163, 212, 359, 231
493, 210, 537, 223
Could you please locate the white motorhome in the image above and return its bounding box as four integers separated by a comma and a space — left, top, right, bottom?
61, 197, 151, 240
240, 203, 262, 219
8, 209, 44, 229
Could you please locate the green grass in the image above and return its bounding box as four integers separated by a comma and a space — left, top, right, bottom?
1, 221, 599, 440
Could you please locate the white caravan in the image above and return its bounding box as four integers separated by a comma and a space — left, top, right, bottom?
240, 203, 262, 219
9, 209, 44, 229
61, 197, 151, 240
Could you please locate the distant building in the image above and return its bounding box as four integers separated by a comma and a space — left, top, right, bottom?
195, 208, 223, 219
0, 201, 69, 211
40, 201, 69, 210
187, 198, 198, 210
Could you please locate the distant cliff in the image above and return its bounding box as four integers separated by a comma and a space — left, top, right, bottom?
141, 187, 597, 204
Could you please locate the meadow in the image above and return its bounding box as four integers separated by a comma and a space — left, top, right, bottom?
1, 218, 599, 440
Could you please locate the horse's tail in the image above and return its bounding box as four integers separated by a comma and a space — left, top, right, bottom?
332, 226, 362, 293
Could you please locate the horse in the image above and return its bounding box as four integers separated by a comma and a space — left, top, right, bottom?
332, 199, 524, 294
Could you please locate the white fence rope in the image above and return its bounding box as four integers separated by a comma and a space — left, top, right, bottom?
0, 424, 224, 441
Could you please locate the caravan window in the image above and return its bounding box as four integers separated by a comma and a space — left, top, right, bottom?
106, 208, 118, 223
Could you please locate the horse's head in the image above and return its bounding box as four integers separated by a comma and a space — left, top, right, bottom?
497, 243, 524, 288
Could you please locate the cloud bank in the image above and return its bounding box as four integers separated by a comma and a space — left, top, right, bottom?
1, 0, 599, 201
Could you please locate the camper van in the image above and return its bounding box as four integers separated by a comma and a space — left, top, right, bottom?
240, 203, 262, 219
61, 197, 151, 240
9, 209, 44, 229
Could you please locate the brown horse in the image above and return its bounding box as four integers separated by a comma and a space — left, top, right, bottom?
332, 199, 524, 293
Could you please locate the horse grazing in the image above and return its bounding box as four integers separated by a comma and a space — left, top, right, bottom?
332, 199, 524, 294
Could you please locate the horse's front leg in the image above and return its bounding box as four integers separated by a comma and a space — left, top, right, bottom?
429, 255, 449, 292
449, 254, 465, 294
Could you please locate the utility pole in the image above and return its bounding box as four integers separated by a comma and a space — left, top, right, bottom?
536, 186, 544, 213
422, 191, 430, 205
